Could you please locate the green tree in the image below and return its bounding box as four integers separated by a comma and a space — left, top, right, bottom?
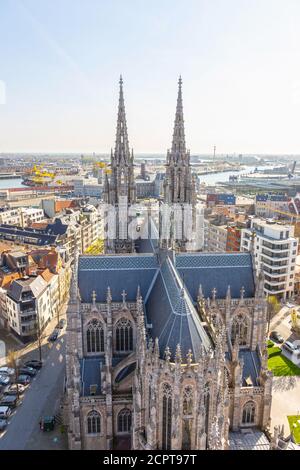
267, 295, 281, 331
6, 349, 20, 400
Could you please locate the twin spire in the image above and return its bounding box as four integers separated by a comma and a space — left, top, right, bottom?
113, 74, 131, 166
114, 74, 186, 162
171, 75, 186, 157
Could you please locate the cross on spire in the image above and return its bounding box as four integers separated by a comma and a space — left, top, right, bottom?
92, 290, 96, 305
121, 289, 127, 306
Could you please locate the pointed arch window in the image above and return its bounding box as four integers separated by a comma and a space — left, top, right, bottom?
242, 401, 255, 425
182, 386, 194, 450
87, 410, 101, 434
115, 318, 133, 352
86, 319, 104, 353
117, 408, 132, 433
162, 383, 172, 450
182, 386, 193, 416
231, 314, 249, 346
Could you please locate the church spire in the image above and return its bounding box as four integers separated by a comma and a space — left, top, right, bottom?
104, 76, 136, 254
161, 77, 196, 252
171, 76, 186, 158
114, 75, 131, 166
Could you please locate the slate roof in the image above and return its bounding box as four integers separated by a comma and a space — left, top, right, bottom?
115, 362, 136, 383
145, 257, 212, 360
80, 356, 104, 396
78, 247, 256, 360
239, 350, 261, 387
8, 275, 48, 302
45, 218, 69, 236
225, 349, 261, 386
0, 224, 58, 246
176, 252, 255, 299
136, 217, 159, 254
78, 254, 158, 302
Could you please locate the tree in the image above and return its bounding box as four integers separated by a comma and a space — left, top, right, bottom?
6, 349, 20, 400
267, 295, 281, 332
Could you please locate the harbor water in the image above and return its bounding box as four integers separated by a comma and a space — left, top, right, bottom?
0, 166, 271, 191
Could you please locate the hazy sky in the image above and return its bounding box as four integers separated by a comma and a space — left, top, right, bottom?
0, 0, 300, 154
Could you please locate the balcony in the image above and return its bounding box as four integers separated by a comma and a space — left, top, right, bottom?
20, 308, 36, 316
264, 277, 287, 285
261, 249, 289, 260
21, 316, 36, 325
265, 283, 286, 292
261, 257, 288, 268
263, 268, 286, 276
262, 241, 289, 251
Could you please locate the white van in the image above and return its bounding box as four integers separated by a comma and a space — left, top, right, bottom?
0, 406, 11, 419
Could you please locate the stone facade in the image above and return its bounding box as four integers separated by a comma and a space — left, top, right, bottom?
65, 257, 272, 450
65, 78, 272, 451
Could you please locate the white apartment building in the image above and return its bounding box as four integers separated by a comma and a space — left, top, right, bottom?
6, 275, 51, 342
20, 207, 45, 227
255, 194, 289, 219
0, 207, 45, 227
0, 208, 21, 225
204, 219, 228, 252
241, 218, 298, 299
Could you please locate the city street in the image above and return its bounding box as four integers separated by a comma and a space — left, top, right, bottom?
0, 314, 68, 450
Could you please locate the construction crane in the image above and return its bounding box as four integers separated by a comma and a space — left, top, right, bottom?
264, 204, 300, 221
94, 161, 107, 169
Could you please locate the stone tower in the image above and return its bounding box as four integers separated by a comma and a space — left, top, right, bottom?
161, 77, 196, 251
103, 76, 136, 253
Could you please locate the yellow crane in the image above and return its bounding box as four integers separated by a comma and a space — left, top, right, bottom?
264, 204, 300, 221
94, 161, 107, 169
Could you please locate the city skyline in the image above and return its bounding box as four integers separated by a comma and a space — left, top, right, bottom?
0, 0, 300, 154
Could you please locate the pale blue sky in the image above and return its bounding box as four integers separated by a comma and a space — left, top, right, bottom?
0, 0, 300, 154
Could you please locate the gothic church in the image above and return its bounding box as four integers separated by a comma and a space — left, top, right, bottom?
65, 78, 272, 450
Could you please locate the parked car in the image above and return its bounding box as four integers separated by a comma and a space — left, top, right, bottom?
0, 406, 12, 419
0, 367, 15, 376
0, 418, 7, 432
0, 395, 18, 409
4, 384, 26, 395
0, 375, 10, 386
16, 375, 31, 386
18, 367, 37, 377
283, 341, 297, 353
48, 329, 59, 342
23, 360, 42, 370
270, 331, 284, 343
